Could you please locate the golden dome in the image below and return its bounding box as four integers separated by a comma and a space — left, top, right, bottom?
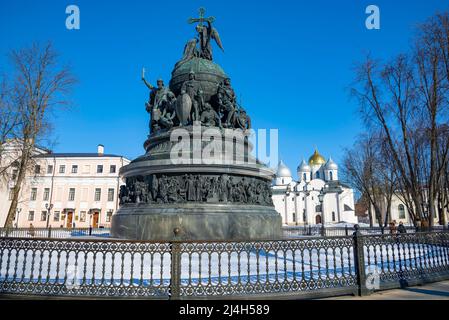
308, 149, 326, 166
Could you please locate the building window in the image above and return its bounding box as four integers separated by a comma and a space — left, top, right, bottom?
80, 211, 86, 222
97, 165, 103, 174
316, 171, 320, 179
292, 212, 296, 222
47, 165, 53, 174
41, 211, 47, 222
303, 209, 307, 222
95, 188, 101, 201
59, 165, 65, 174
53, 211, 60, 222
28, 211, 35, 221
398, 204, 406, 219
30, 188, 37, 201
43, 188, 50, 201
332, 211, 336, 222
68, 188, 75, 201
12, 169, 18, 180
110, 165, 116, 173
34, 165, 41, 174
303, 173, 307, 180
330, 171, 333, 181
108, 188, 114, 202
315, 204, 322, 212
71, 165, 78, 174
106, 210, 113, 222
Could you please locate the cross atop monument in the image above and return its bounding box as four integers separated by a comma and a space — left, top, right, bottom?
188, 7, 215, 26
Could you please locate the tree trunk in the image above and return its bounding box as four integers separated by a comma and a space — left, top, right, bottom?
4, 140, 32, 228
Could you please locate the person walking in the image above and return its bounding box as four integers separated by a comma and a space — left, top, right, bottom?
389, 221, 397, 234
398, 221, 407, 234
415, 219, 421, 232
28, 223, 35, 237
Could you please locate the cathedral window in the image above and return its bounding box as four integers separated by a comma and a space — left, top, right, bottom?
330, 171, 333, 180
398, 204, 406, 219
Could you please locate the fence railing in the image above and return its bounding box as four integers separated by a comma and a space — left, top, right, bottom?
282, 225, 446, 238
0, 227, 111, 239
2, 225, 445, 240
0, 227, 448, 299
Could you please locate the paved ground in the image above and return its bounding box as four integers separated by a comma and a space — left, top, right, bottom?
325, 281, 449, 300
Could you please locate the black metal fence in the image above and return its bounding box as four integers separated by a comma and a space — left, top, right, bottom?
0, 228, 448, 299
2, 225, 445, 240
282, 225, 446, 238
0, 227, 111, 239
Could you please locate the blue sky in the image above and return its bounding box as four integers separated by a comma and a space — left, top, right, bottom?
1, 0, 448, 178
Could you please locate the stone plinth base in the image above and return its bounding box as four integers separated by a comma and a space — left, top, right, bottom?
111, 203, 282, 241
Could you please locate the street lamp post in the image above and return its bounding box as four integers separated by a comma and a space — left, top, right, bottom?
45, 203, 53, 229
295, 192, 300, 226
303, 184, 310, 226
88, 211, 93, 236
318, 189, 325, 236
15, 208, 22, 229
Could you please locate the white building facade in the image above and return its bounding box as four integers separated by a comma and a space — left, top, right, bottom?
0, 142, 130, 228
272, 149, 357, 226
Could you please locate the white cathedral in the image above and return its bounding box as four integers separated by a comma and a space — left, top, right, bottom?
272, 149, 357, 226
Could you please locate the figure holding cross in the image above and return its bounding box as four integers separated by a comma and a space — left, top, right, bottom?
188, 7, 224, 61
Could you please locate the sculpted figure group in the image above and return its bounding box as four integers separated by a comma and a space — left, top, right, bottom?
119, 174, 273, 206
142, 72, 250, 134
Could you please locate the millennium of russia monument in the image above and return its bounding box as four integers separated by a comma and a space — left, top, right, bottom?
111, 8, 282, 240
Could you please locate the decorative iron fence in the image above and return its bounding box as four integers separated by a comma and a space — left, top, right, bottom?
282, 225, 446, 238
2, 225, 445, 240
0, 228, 111, 239
0, 228, 448, 299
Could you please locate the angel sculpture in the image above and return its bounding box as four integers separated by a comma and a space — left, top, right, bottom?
195, 20, 224, 60
185, 7, 224, 61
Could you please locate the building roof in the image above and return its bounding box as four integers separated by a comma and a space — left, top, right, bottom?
325, 157, 338, 170
308, 148, 326, 166
276, 160, 292, 178
33, 153, 127, 159
297, 159, 311, 172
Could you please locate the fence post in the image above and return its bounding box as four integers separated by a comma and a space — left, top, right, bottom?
48, 226, 52, 238
345, 225, 349, 236
170, 228, 182, 300
89, 226, 92, 236
353, 224, 369, 296
321, 224, 325, 237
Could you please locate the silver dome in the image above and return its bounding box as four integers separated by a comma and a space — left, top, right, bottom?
276, 160, 292, 177
325, 157, 338, 170
297, 159, 311, 172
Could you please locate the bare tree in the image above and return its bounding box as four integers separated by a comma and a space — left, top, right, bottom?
3, 43, 76, 228
0, 78, 19, 166
341, 134, 387, 228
